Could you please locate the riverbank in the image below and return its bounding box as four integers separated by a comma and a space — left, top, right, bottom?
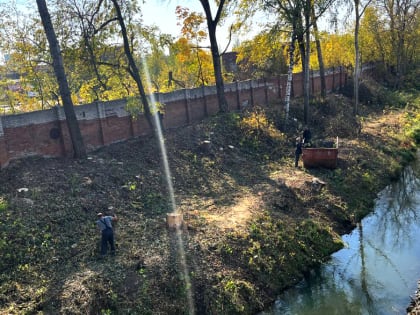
0, 81, 418, 314
408, 280, 420, 314
408, 152, 420, 315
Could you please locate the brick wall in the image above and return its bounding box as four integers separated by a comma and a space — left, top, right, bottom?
0, 68, 347, 168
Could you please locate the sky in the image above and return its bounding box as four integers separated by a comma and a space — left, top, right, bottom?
141, 1, 202, 35
0, 0, 339, 63
140, 1, 259, 51
140, 1, 338, 50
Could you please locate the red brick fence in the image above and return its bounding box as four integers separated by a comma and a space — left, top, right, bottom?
0, 67, 347, 168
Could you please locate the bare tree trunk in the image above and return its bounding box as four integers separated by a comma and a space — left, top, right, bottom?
36, 0, 86, 159
353, 0, 373, 115
200, 0, 228, 113
303, 0, 311, 125
312, 7, 326, 98
208, 28, 228, 112
298, 35, 306, 86
354, 0, 361, 115
110, 0, 154, 130
284, 34, 297, 124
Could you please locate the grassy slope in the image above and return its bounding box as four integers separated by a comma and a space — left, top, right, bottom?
0, 81, 419, 314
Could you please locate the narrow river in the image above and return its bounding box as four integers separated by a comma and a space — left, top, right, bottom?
262, 153, 420, 315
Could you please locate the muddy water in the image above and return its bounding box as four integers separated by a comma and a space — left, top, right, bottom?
262, 154, 420, 315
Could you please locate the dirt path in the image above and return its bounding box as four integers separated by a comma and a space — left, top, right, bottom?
199, 194, 263, 230
198, 168, 314, 230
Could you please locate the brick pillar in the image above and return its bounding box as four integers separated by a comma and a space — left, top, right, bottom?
235, 81, 241, 110
202, 86, 209, 116
184, 89, 191, 124
311, 69, 315, 95
250, 80, 254, 107
96, 101, 106, 145
0, 117, 9, 168
277, 76, 282, 99
264, 78, 268, 105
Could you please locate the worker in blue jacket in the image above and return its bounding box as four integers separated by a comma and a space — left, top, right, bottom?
96, 212, 118, 257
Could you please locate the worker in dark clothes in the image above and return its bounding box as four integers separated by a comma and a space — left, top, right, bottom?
295, 137, 303, 167
96, 212, 118, 257
302, 127, 312, 147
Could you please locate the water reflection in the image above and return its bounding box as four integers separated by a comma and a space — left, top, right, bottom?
263, 155, 420, 315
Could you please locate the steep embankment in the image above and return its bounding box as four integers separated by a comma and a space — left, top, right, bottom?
0, 86, 418, 314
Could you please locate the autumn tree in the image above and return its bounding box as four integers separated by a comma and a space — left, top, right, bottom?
36, 0, 86, 158
167, 37, 214, 89
238, 0, 333, 124
321, 32, 354, 67
358, 7, 387, 64
235, 31, 289, 79
175, 6, 215, 87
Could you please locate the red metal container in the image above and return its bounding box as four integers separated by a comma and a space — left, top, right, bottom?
302, 148, 338, 169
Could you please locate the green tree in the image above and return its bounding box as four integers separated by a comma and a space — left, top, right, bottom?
378, 0, 419, 87
0, 2, 60, 111
54, 0, 138, 103
142, 27, 174, 92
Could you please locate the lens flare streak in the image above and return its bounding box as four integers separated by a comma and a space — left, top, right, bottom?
141, 60, 195, 315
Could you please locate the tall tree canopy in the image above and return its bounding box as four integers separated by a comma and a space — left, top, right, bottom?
0, 0, 418, 118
